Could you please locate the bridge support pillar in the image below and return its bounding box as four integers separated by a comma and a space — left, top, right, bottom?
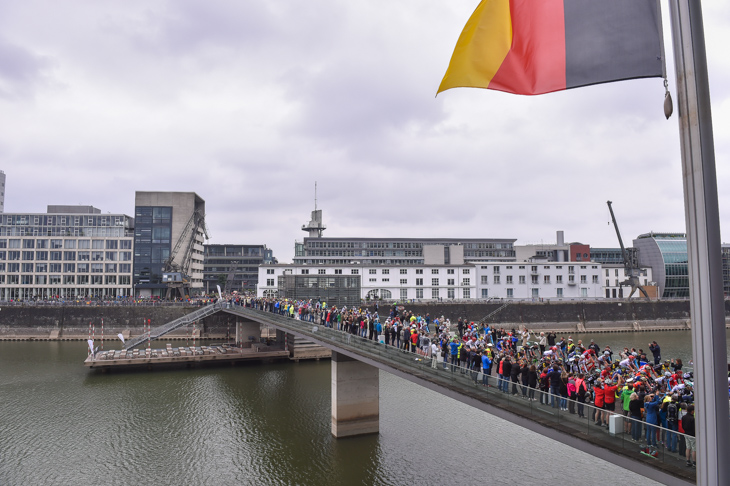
234, 320, 261, 345
331, 352, 379, 438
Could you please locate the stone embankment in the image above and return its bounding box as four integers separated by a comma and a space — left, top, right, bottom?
1, 300, 728, 341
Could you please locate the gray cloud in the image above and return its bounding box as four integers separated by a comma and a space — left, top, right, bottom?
0, 1, 727, 261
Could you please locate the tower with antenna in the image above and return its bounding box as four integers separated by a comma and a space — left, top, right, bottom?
301, 182, 326, 238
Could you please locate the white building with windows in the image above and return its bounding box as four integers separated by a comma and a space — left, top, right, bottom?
474, 262, 604, 300
257, 261, 605, 303
0, 205, 134, 300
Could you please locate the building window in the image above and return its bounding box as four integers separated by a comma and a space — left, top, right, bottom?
318, 269, 326, 275
519, 276, 526, 284
335, 269, 342, 274
416, 269, 423, 274
506, 275, 513, 284
400, 278, 407, 284
382, 269, 389, 274
557, 288, 563, 298
369, 269, 376, 274
581, 288, 588, 297
569, 266, 575, 274
369, 278, 376, 282
267, 269, 275, 274
447, 269, 455, 274
416, 278, 423, 286
481, 276, 488, 284
543, 275, 550, 284
462, 269, 470, 274
416, 288, 423, 299
448, 288, 455, 299
580, 275, 587, 284
382, 278, 389, 282
400, 269, 407, 274
532, 288, 539, 298
592, 275, 599, 283
351, 269, 359, 274
447, 279, 454, 285
481, 289, 488, 298
400, 288, 408, 300
462, 278, 470, 286
531, 275, 538, 284
266, 279, 274, 286
462, 288, 470, 299
494, 276, 500, 284
431, 269, 439, 274
431, 288, 439, 299
556, 275, 563, 284
431, 278, 439, 286
506, 288, 514, 298
493, 266, 500, 274
301, 269, 309, 275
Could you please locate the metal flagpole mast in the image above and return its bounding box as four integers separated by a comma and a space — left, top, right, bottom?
669, 1, 730, 484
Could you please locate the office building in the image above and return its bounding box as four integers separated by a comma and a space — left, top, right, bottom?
258, 260, 604, 304
633, 232, 689, 298
203, 244, 276, 294
0, 170, 5, 213
0, 205, 134, 300
133, 192, 206, 298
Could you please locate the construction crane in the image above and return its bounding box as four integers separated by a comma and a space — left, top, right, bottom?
162, 210, 209, 299
224, 261, 238, 292
606, 201, 649, 299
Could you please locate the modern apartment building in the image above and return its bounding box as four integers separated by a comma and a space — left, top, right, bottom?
203, 244, 276, 294
0, 205, 134, 300
133, 192, 206, 298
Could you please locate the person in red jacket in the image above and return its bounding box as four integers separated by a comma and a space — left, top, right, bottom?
593, 379, 605, 425
601, 378, 620, 428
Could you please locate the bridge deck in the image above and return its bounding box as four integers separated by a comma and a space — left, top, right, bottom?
221, 306, 695, 486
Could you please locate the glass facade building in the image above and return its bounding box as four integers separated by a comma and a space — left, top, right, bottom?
0, 206, 134, 300
203, 244, 276, 293
634, 233, 689, 298
133, 192, 206, 298
294, 237, 516, 266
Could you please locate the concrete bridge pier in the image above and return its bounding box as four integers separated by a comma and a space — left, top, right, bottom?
234, 319, 262, 344
331, 352, 379, 438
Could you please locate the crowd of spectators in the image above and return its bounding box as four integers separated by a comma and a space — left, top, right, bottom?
245, 297, 705, 467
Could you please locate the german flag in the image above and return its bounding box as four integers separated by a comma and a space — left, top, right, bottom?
438, 0, 665, 96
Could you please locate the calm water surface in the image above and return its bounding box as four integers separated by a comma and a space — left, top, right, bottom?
5, 328, 723, 486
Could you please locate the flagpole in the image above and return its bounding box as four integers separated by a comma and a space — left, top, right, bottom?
669, 1, 730, 484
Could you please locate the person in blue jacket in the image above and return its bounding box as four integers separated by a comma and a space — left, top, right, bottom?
481, 353, 492, 386
644, 393, 663, 447
449, 339, 460, 373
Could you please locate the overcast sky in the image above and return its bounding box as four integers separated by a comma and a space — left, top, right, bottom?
1, 1, 729, 262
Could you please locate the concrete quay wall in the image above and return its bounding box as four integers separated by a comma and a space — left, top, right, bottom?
384, 300, 725, 333
0, 300, 726, 340
0, 306, 234, 340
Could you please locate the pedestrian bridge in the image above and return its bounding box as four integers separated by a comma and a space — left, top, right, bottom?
131, 304, 696, 485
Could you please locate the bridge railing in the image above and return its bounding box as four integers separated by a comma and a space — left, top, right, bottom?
124, 302, 226, 350
233, 307, 696, 481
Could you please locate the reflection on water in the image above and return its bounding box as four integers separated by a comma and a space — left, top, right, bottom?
0, 335, 694, 485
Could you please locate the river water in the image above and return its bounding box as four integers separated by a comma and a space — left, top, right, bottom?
2, 330, 727, 486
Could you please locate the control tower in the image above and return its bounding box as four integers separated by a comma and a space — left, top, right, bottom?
301, 183, 326, 238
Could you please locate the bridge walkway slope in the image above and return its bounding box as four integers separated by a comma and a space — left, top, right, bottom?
221, 306, 694, 486
124, 302, 225, 351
